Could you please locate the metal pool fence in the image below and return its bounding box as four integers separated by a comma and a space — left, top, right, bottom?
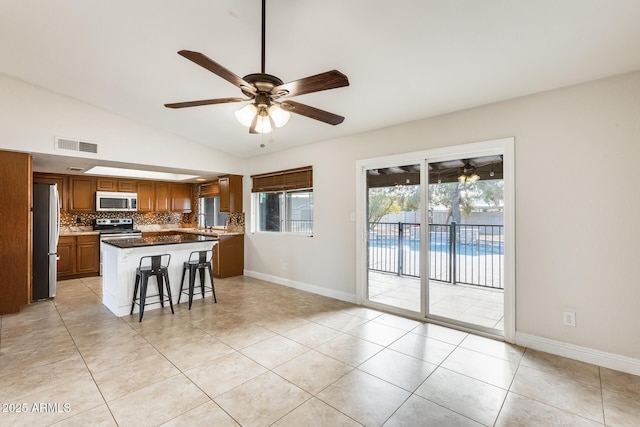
368, 222, 504, 289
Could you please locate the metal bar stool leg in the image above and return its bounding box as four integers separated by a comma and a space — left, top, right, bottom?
131, 274, 140, 315
163, 269, 174, 314
178, 266, 187, 304
207, 264, 217, 303
138, 273, 148, 322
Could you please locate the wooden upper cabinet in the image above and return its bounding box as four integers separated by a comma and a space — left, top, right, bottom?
219, 174, 243, 213
155, 182, 170, 212
118, 180, 137, 192
97, 178, 137, 192
137, 181, 155, 212
68, 176, 96, 212
33, 173, 68, 212
171, 183, 192, 213
199, 181, 220, 197
96, 178, 117, 191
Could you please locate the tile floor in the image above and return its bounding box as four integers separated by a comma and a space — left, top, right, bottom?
1, 275, 639, 426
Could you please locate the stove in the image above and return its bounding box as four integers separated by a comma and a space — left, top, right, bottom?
94, 218, 142, 275
93, 218, 142, 236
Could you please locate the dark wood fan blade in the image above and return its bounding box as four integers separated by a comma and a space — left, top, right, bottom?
164, 98, 246, 109
272, 70, 349, 98
280, 100, 345, 125
178, 50, 256, 95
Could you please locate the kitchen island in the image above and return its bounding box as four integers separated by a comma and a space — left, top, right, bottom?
101, 234, 219, 317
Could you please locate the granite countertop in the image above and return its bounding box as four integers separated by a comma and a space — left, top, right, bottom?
102, 234, 218, 249
59, 227, 99, 236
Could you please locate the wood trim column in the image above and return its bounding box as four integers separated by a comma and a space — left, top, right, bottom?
0, 150, 32, 314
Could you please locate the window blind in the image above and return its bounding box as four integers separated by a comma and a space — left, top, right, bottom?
251, 166, 313, 192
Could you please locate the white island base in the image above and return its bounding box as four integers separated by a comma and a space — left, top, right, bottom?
102, 238, 218, 317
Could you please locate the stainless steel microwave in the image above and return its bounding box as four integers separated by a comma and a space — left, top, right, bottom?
95, 191, 138, 212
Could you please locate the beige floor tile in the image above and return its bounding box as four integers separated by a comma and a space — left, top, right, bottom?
521, 348, 601, 387
214, 371, 311, 427
495, 392, 603, 426
389, 332, 456, 365
602, 388, 640, 426
107, 374, 209, 427
3, 276, 640, 427
49, 403, 117, 426
410, 322, 468, 345
459, 334, 524, 364
152, 333, 235, 371
358, 348, 437, 392
415, 367, 507, 425
600, 367, 640, 396
346, 321, 408, 346
281, 321, 343, 348
316, 334, 384, 366
372, 313, 422, 331
254, 314, 310, 334
273, 350, 353, 394
272, 397, 362, 427
0, 374, 106, 427
215, 323, 276, 349
0, 353, 90, 402
184, 351, 267, 398
161, 401, 240, 426
384, 394, 482, 426
92, 352, 180, 402
79, 336, 161, 374
241, 335, 309, 369
310, 312, 370, 332
316, 370, 411, 426
441, 347, 518, 388
510, 364, 604, 423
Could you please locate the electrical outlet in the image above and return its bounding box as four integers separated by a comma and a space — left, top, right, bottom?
563, 311, 576, 327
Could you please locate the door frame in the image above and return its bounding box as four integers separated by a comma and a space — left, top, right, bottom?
356, 137, 515, 342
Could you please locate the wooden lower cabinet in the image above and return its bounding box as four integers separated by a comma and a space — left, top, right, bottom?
57, 234, 99, 279
57, 236, 75, 277
212, 234, 244, 278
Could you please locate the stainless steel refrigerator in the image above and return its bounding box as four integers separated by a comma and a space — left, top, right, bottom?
32, 183, 60, 300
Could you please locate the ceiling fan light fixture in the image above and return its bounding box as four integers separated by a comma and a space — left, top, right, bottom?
268, 104, 290, 128
255, 110, 273, 134
235, 103, 258, 127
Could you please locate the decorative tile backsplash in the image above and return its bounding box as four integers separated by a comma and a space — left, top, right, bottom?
226, 212, 245, 232
60, 211, 186, 227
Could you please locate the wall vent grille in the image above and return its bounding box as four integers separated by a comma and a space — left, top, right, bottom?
55, 137, 98, 154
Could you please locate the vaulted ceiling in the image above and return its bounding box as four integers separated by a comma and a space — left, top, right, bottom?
2, 0, 640, 159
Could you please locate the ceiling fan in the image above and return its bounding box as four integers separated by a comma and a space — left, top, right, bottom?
165, 0, 349, 134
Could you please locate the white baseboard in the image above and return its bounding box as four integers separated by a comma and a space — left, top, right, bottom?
243, 270, 356, 304
516, 332, 640, 376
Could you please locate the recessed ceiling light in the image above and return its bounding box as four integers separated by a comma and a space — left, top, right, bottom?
85, 166, 198, 181
195, 178, 207, 182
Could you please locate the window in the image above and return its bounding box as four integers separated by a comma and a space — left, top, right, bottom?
198, 196, 227, 227
251, 166, 313, 234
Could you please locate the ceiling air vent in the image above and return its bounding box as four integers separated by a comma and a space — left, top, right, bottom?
55, 137, 98, 154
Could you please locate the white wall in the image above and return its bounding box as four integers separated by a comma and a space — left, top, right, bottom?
244, 71, 640, 363
0, 73, 243, 174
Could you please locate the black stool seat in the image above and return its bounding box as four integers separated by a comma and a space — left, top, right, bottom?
178, 249, 217, 309
130, 254, 174, 322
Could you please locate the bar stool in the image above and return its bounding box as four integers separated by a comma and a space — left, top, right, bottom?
130, 254, 174, 322
178, 249, 217, 309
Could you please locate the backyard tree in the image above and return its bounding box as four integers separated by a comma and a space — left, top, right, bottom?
368, 185, 419, 228
429, 180, 503, 223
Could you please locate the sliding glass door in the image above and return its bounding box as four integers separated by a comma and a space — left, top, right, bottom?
358, 138, 514, 339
